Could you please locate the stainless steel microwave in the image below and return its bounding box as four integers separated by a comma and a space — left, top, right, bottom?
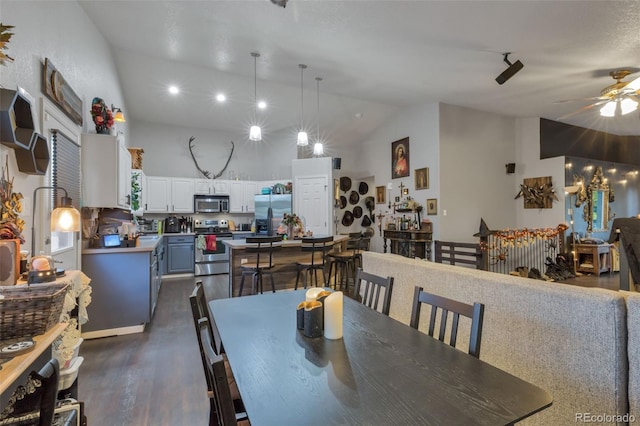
194, 195, 229, 213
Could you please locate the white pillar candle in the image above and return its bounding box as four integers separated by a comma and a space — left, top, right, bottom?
324, 291, 343, 340
305, 287, 324, 302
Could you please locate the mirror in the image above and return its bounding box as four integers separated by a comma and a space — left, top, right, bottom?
578, 166, 613, 233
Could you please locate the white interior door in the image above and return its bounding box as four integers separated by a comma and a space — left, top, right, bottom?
295, 176, 329, 236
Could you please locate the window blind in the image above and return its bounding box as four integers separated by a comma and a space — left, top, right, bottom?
51, 130, 80, 208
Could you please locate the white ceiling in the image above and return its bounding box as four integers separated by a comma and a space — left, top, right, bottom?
79, 1, 640, 145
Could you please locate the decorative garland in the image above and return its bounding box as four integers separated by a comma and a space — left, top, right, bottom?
479, 224, 568, 251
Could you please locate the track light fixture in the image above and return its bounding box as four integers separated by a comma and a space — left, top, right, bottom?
495, 52, 524, 85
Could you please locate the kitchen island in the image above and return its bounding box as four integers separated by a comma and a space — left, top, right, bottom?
81, 235, 164, 338
223, 235, 349, 296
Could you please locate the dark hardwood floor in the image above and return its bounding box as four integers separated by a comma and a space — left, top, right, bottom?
78, 275, 229, 426
77, 270, 623, 425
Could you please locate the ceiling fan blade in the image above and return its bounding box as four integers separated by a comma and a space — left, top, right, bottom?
624, 75, 640, 92
552, 96, 606, 104
557, 100, 609, 121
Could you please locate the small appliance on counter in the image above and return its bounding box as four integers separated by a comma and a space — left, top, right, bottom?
164, 215, 181, 233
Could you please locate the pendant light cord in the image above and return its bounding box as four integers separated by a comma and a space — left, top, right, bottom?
316, 77, 322, 141
300, 64, 306, 128
253, 53, 258, 122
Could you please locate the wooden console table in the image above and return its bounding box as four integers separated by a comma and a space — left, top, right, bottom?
383, 229, 433, 260
575, 243, 611, 276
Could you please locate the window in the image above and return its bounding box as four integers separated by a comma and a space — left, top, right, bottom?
50, 129, 80, 253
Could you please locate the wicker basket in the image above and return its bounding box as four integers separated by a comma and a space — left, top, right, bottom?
0, 283, 69, 340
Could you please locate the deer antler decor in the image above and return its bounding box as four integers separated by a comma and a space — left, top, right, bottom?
188, 136, 235, 179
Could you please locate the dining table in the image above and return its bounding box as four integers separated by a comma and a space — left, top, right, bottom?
209, 290, 553, 425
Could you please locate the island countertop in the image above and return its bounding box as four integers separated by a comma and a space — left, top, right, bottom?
222, 234, 348, 249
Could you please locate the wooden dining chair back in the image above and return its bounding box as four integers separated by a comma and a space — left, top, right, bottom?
295, 236, 334, 290
238, 236, 283, 296
0, 358, 60, 426
199, 318, 249, 426
189, 283, 219, 426
353, 268, 394, 315
410, 286, 485, 358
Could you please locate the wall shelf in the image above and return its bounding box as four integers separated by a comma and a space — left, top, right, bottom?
0, 88, 35, 150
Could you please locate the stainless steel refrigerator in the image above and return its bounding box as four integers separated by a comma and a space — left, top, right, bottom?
254, 194, 292, 236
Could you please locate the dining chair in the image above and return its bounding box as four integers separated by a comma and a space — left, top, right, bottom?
410, 286, 485, 358
0, 358, 59, 426
190, 282, 241, 426
353, 268, 394, 316
238, 236, 283, 296
294, 236, 334, 290
199, 318, 250, 426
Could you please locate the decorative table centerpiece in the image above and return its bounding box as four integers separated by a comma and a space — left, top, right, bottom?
90, 97, 114, 134
282, 213, 303, 239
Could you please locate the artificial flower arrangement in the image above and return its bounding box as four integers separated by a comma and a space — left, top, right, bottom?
0, 155, 25, 243
90, 97, 114, 134
281, 213, 304, 238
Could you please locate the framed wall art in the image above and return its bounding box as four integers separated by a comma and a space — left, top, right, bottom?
427, 198, 438, 215
415, 167, 429, 190
376, 186, 386, 204
391, 137, 410, 179
42, 58, 83, 126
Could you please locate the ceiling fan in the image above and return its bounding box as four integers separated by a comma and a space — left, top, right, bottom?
556, 69, 640, 120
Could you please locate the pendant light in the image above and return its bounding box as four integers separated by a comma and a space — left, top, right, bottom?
296, 64, 309, 146
249, 52, 262, 141
313, 76, 324, 156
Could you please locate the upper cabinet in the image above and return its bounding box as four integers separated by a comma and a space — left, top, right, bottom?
194, 179, 231, 195
145, 177, 194, 213
171, 178, 195, 213
229, 181, 258, 213
82, 133, 131, 209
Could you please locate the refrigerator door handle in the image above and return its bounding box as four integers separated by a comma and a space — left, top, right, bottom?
267, 207, 273, 236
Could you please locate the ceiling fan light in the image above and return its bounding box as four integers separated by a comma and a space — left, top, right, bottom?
249, 125, 262, 141
620, 98, 638, 115
313, 142, 324, 156
599, 101, 617, 117
297, 131, 308, 146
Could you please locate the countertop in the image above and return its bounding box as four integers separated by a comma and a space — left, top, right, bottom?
223, 234, 348, 249
82, 235, 164, 255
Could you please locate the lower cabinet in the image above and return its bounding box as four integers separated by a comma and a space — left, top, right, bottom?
82, 249, 160, 336
165, 235, 195, 274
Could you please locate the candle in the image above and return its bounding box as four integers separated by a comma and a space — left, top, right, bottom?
324, 291, 343, 340
305, 287, 323, 302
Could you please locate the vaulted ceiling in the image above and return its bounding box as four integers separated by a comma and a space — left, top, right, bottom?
79, 1, 640, 145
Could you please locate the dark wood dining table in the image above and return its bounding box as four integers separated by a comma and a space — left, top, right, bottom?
209, 290, 552, 425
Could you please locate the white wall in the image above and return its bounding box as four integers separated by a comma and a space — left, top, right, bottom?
439, 103, 517, 242
1, 1, 126, 252
130, 121, 294, 180
514, 118, 565, 228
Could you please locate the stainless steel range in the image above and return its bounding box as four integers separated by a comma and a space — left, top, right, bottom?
194, 219, 232, 277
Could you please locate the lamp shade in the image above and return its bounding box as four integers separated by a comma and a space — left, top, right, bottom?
599, 101, 616, 117
113, 110, 126, 122
249, 125, 262, 142
51, 205, 80, 232
297, 131, 308, 146
313, 142, 324, 156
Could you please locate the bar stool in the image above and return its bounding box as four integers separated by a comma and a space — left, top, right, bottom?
295, 236, 334, 290
238, 236, 283, 296
326, 234, 369, 296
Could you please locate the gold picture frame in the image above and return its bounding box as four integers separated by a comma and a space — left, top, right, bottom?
415, 167, 429, 190
426, 198, 438, 215
376, 186, 386, 204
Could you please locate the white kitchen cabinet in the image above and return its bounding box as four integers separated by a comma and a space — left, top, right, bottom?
194, 179, 212, 194
171, 178, 195, 213
229, 181, 259, 213
146, 176, 171, 213
213, 179, 230, 195
82, 133, 131, 209
131, 170, 145, 216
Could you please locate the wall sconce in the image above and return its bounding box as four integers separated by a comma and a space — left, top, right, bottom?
31, 186, 81, 255
111, 104, 126, 122
387, 182, 393, 209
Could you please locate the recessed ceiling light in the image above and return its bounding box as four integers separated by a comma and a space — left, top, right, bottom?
216, 93, 226, 102
258, 101, 267, 109
168, 86, 179, 95
355, 113, 363, 119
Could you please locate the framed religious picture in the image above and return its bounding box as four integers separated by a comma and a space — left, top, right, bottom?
376, 186, 386, 204
427, 198, 438, 215
415, 167, 429, 190
391, 137, 410, 179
